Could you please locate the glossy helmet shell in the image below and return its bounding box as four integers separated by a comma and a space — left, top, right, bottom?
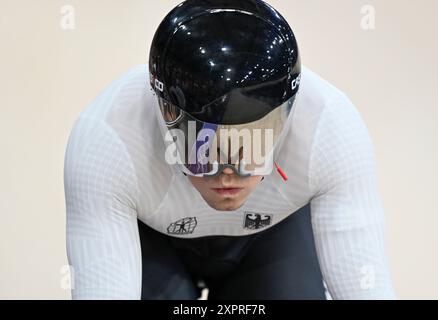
149, 0, 301, 125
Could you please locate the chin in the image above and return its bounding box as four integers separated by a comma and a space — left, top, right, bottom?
206, 198, 245, 211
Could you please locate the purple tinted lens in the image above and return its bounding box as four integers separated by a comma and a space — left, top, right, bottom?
186, 122, 218, 175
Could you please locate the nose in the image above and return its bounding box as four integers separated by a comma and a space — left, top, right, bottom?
221, 166, 235, 175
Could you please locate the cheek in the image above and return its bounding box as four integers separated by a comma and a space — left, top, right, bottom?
188, 177, 206, 189
189, 178, 213, 197
248, 177, 263, 188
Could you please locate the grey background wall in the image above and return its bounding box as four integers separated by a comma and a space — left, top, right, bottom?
0, 0, 437, 299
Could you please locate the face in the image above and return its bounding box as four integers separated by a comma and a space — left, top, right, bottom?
187, 167, 263, 211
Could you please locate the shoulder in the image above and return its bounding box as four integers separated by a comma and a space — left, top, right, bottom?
279, 65, 354, 157
284, 66, 351, 152
65, 64, 153, 179
290, 65, 367, 147
305, 76, 376, 195
65, 64, 173, 214
300, 66, 347, 103
78, 64, 152, 120
276, 66, 374, 197
64, 117, 139, 210
64, 65, 147, 207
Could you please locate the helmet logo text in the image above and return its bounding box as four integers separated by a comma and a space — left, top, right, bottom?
291, 74, 301, 91
155, 79, 164, 92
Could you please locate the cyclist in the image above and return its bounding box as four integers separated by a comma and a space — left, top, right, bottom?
64, 0, 395, 299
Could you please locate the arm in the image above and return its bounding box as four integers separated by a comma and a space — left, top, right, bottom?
309, 94, 396, 299
64, 117, 142, 299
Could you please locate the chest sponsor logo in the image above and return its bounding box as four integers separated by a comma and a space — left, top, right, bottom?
167, 217, 197, 235
243, 212, 272, 230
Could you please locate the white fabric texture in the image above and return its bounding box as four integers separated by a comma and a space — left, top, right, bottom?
64, 64, 395, 299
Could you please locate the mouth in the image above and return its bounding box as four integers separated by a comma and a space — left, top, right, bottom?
212, 187, 243, 196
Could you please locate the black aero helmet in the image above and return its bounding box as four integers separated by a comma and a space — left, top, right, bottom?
149, 0, 301, 177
